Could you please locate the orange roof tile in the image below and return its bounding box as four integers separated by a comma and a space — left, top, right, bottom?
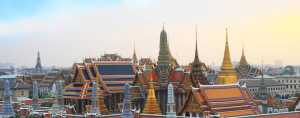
219, 109, 256, 117
179, 84, 259, 117
204, 87, 242, 100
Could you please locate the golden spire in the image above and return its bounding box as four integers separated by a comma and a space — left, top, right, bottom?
143, 74, 161, 114
221, 28, 233, 70
217, 28, 238, 84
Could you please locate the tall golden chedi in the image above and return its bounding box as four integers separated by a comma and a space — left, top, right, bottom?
217, 28, 238, 84
143, 75, 162, 114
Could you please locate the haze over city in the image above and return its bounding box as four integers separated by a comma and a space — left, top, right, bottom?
1, 0, 300, 67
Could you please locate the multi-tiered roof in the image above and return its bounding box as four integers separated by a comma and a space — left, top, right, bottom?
64, 58, 136, 114
179, 84, 259, 117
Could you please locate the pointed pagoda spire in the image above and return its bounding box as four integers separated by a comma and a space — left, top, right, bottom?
158, 24, 171, 61
35, 51, 42, 72
191, 26, 209, 85
221, 28, 233, 69
157, 24, 172, 83
143, 74, 161, 114
132, 41, 138, 64
194, 25, 200, 63
239, 47, 248, 66
217, 28, 238, 84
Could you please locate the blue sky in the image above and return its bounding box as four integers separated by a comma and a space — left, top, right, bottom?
0, 0, 300, 67
0, 0, 122, 22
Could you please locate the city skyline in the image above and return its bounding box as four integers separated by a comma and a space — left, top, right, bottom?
1, 0, 300, 67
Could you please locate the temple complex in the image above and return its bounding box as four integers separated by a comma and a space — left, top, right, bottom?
2, 27, 300, 118
217, 28, 238, 84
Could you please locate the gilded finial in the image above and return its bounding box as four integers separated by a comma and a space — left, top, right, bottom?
225, 27, 229, 44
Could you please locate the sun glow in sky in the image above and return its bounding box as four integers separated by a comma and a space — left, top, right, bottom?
0, 0, 300, 67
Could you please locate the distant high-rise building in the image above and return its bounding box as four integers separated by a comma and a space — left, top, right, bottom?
217, 28, 238, 84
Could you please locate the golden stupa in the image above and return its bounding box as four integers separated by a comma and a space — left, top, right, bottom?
217, 28, 238, 84
142, 74, 162, 114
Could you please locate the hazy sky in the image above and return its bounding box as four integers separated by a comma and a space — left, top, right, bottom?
0, 0, 300, 67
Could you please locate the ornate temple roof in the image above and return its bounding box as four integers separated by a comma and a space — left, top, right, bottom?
190, 28, 209, 86
179, 84, 259, 117
135, 67, 187, 90
64, 60, 135, 102
236, 48, 261, 79
239, 48, 248, 66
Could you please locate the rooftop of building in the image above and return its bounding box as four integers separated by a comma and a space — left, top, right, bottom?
179, 84, 259, 117
239, 79, 283, 87
232, 111, 300, 118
